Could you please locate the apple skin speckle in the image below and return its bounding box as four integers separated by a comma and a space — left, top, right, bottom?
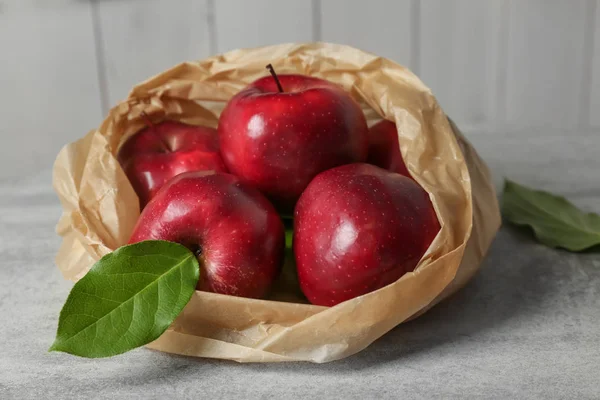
366, 120, 411, 178
218, 74, 369, 214
293, 163, 440, 307
117, 121, 227, 209
128, 171, 285, 299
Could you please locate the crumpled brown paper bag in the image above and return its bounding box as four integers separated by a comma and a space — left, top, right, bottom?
53, 43, 501, 363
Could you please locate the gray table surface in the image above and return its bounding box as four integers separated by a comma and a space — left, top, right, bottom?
1, 131, 599, 399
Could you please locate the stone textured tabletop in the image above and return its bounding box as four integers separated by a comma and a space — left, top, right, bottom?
1, 131, 599, 399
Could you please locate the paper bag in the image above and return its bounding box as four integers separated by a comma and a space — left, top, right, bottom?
53, 43, 501, 363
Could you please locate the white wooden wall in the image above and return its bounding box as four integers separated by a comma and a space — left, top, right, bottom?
1, 0, 599, 179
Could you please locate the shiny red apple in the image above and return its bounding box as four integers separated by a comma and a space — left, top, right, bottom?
294, 163, 440, 306
129, 171, 285, 299
218, 66, 369, 213
367, 120, 410, 177
117, 118, 227, 208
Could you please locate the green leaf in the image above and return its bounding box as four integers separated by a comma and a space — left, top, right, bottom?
502, 179, 600, 251
285, 228, 293, 251
50, 240, 199, 358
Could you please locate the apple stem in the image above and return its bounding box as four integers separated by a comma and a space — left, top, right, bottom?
266, 64, 284, 93
140, 111, 170, 152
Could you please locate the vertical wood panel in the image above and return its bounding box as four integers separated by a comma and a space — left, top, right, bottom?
214, 0, 313, 53
96, 0, 212, 106
590, 1, 600, 127
505, 1, 588, 128
320, 0, 413, 69
0, 3, 102, 178
419, 0, 506, 130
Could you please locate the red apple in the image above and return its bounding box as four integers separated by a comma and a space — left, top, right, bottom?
117, 118, 227, 208
367, 120, 411, 177
218, 66, 369, 212
129, 171, 285, 299
294, 163, 440, 306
